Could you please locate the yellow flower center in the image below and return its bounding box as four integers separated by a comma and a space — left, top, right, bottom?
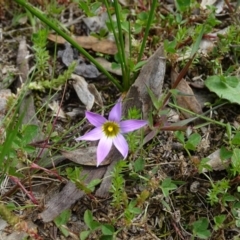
102, 121, 120, 138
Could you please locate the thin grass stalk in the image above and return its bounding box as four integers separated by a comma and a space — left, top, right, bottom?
103, 0, 123, 64
14, 0, 122, 91
104, 0, 129, 90
137, 0, 158, 63
168, 102, 228, 127
113, 0, 130, 90
127, 21, 131, 85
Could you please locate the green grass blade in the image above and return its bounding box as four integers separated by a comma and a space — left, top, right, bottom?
137, 0, 158, 63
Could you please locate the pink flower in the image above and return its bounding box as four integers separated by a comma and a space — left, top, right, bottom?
76, 101, 147, 166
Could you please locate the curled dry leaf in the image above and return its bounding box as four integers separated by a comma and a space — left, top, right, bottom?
95, 57, 122, 76
88, 83, 103, 108
71, 74, 94, 111
61, 147, 111, 166
48, 34, 118, 55
48, 101, 66, 119
171, 70, 202, 119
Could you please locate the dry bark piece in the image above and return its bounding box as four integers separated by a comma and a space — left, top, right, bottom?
40, 167, 106, 222
61, 147, 111, 166
171, 70, 202, 119
48, 34, 118, 55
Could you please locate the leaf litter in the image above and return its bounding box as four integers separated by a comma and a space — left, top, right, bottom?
1, 0, 240, 239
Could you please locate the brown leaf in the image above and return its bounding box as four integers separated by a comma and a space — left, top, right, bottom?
171, 70, 202, 119
123, 46, 166, 119
48, 34, 118, 55
71, 74, 94, 110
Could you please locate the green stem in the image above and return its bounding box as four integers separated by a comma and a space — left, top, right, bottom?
14, 0, 122, 91
104, 0, 129, 91
137, 0, 158, 63
113, 0, 129, 90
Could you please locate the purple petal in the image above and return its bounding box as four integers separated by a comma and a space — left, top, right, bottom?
75, 127, 103, 141
97, 136, 113, 166
86, 111, 106, 127
120, 120, 148, 133
113, 134, 128, 159
108, 101, 122, 122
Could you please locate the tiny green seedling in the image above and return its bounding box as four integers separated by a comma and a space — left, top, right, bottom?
54, 209, 71, 237
192, 217, 211, 239
80, 209, 115, 240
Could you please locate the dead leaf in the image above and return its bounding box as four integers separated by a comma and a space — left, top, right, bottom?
71, 74, 95, 110
61, 148, 111, 166
95, 57, 122, 76
201, 0, 224, 13
74, 60, 100, 78
16, 38, 29, 88
48, 101, 66, 119
48, 34, 118, 55
58, 43, 100, 78
0, 90, 12, 121
83, 12, 108, 33
201, 149, 231, 172
123, 46, 166, 120
171, 70, 202, 119
88, 84, 103, 108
